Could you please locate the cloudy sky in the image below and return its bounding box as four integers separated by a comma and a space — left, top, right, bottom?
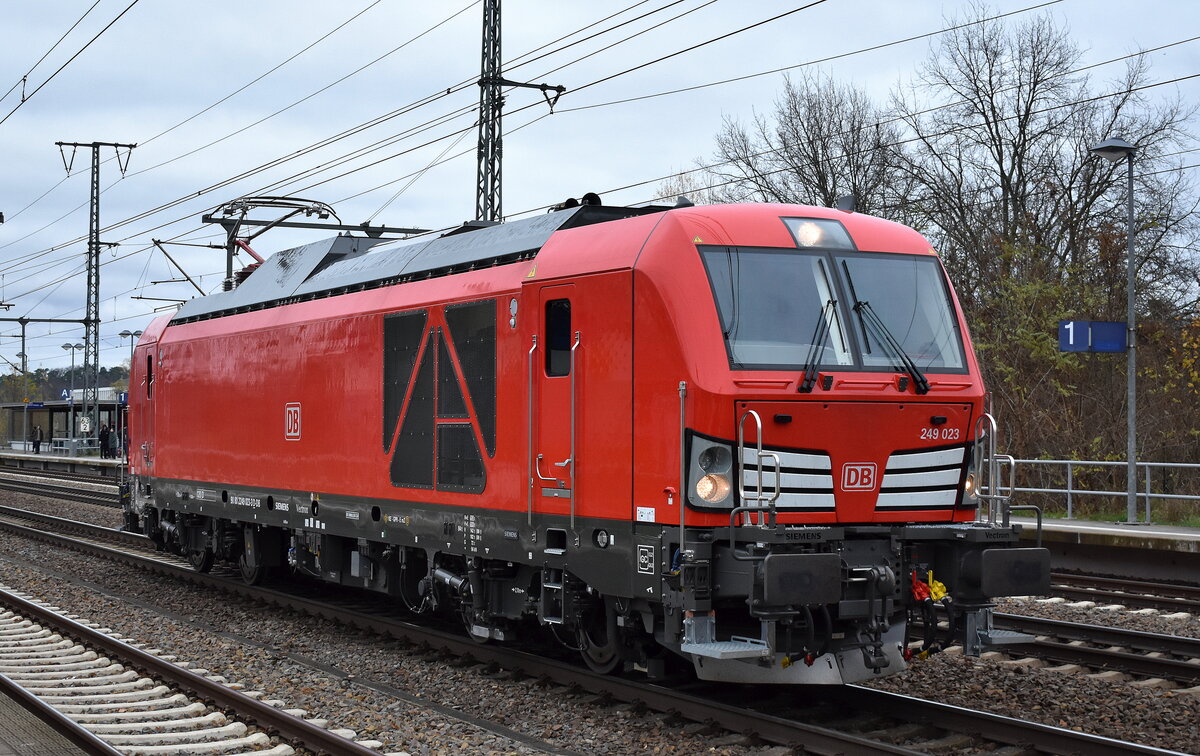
0, 0, 1196, 371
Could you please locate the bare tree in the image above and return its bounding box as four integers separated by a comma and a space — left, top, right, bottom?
704, 70, 915, 218
892, 10, 1197, 315
889, 5, 1198, 461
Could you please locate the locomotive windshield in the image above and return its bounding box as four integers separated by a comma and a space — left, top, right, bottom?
700, 246, 965, 372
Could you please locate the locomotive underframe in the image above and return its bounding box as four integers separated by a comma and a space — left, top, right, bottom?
126, 473, 1049, 683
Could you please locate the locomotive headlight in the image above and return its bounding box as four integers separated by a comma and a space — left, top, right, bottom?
793, 221, 824, 247
783, 217, 856, 250
696, 473, 731, 503
689, 438, 735, 507
958, 471, 980, 510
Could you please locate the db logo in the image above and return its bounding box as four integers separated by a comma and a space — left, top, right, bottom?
841, 463, 877, 491
284, 403, 302, 441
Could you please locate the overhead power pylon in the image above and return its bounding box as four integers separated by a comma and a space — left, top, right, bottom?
56, 140, 136, 433
475, 0, 564, 223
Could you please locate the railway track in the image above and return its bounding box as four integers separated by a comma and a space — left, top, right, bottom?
0, 506, 1186, 755
1050, 572, 1200, 613
0, 470, 119, 508
990, 613, 1200, 686
0, 585, 384, 756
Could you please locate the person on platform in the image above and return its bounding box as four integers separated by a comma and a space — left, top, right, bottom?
107, 427, 119, 459
31, 425, 43, 454
99, 424, 111, 459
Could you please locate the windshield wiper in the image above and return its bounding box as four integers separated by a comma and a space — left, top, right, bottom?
839, 260, 929, 394
799, 299, 836, 393
853, 300, 930, 394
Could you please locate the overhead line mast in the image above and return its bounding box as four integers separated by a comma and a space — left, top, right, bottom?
475, 0, 564, 223
55, 140, 136, 434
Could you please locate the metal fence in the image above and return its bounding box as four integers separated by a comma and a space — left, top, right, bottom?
1003, 459, 1200, 522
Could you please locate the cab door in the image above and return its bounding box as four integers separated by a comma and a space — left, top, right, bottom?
533, 284, 576, 511
527, 274, 633, 524
130, 341, 157, 474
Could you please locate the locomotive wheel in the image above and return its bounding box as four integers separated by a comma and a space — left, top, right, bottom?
187, 548, 214, 573
578, 600, 620, 674
238, 527, 267, 585
239, 550, 266, 584
579, 625, 620, 674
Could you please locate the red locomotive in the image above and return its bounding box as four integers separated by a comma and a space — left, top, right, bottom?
123, 198, 1049, 684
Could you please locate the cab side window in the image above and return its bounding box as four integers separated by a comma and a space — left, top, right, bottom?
545, 299, 572, 377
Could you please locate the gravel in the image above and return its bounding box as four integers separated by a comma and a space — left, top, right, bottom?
0, 524, 773, 756
2, 489, 1198, 754
864, 651, 1200, 752
1, 490, 124, 529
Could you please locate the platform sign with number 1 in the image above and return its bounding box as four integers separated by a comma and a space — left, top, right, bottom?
1058, 320, 1127, 353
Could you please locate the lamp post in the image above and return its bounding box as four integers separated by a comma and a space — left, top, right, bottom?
1090, 136, 1138, 524
16, 351, 27, 451
62, 342, 84, 457
119, 330, 142, 460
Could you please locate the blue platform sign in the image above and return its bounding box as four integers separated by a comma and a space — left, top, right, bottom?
27, 402, 44, 409
1058, 320, 1127, 353
119, 391, 128, 405
60, 389, 69, 399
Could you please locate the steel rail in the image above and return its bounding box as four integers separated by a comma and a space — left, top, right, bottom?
0, 671, 124, 756
1002, 639, 1200, 685
1050, 575, 1200, 613
0, 515, 1188, 755
0, 468, 117, 485
1053, 572, 1200, 599
996, 612, 1200, 658
837, 686, 1186, 756
989, 613, 1200, 685
0, 587, 382, 756
0, 504, 146, 547
0, 478, 118, 507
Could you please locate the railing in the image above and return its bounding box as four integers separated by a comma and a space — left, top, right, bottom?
1004, 459, 1200, 522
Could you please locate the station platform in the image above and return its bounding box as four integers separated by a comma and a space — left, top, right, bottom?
1014, 516, 1200, 584
0, 449, 123, 478
0, 687, 84, 756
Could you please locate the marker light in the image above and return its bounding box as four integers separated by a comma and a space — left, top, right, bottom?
696, 473, 732, 503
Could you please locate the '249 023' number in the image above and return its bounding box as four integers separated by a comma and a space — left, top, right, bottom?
920, 427, 960, 441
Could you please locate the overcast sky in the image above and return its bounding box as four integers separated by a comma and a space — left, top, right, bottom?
0, 0, 1196, 371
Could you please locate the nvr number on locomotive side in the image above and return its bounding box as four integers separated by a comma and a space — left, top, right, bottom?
919, 427, 961, 441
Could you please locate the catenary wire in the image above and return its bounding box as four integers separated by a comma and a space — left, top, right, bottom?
0, 0, 143, 128
0, 0, 103, 106
0, 0, 674, 259
1, 0, 723, 263
2, 3, 1190, 319
136, 0, 389, 150
556, 0, 1066, 113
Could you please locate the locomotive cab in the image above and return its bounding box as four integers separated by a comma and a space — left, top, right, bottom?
631, 207, 1052, 682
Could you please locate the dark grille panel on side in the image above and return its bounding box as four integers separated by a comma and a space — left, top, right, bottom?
436, 329, 468, 418
437, 424, 485, 492
445, 300, 497, 456
391, 331, 435, 488
382, 310, 427, 451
